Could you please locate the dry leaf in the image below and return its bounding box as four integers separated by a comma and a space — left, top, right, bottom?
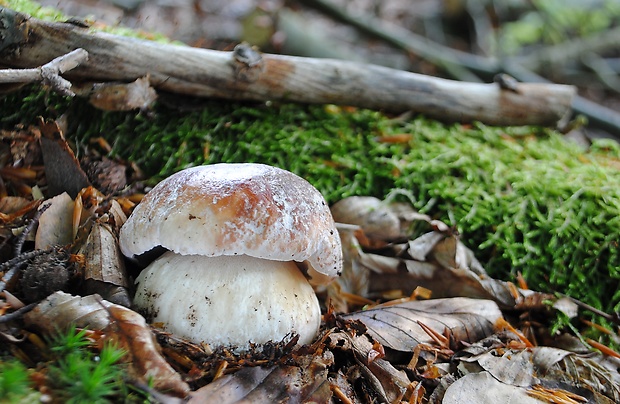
0, 197, 40, 223
333, 196, 554, 310
366, 234, 552, 310
79, 222, 131, 306
187, 351, 333, 403
342, 297, 502, 352
326, 330, 411, 403
88, 76, 157, 111
442, 372, 544, 404
454, 338, 620, 403
105, 304, 190, 397
38, 119, 91, 198
331, 196, 402, 241
34, 192, 74, 249
23, 291, 190, 397
331, 225, 371, 300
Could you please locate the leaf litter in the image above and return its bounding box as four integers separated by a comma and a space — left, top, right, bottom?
0, 119, 619, 402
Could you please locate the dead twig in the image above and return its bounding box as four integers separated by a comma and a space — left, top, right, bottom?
517, 26, 620, 73
0, 48, 88, 96
0, 302, 37, 323
0, 7, 574, 127
14, 202, 50, 256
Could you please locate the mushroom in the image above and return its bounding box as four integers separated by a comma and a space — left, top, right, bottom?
118, 163, 342, 350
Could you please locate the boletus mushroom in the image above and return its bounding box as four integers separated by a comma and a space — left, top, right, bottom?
119, 163, 342, 350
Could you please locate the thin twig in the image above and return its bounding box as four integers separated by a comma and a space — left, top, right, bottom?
581, 52, 620, 94
14, 202, 50, 256
0, 302, 37, 323
0, 48, 88, 96
565, 295, 620, 326
517, 26, 620, 73
504, 64, 620, 139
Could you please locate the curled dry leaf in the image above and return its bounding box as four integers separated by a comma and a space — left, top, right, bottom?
104, 303, 190, 397
332, 196, 554, 310
78, 221, 131, 307
326, 329, 411, 403
343, 297, 502, 353
0, 197, 39, 223
37, 118, 91, 199
23, 291, 190, 397
30, 184, 131, 305
86, 75, 157, 111
331, 196, 402, 242
34, 192, 74, 250
366, 232, 553, 310
442, 372, 544, 404
454, 337, 620, 403
187, 351, 334, 404
331, 225, 370, 303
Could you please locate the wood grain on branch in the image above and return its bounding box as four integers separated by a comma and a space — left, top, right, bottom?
0, 7, 575, 127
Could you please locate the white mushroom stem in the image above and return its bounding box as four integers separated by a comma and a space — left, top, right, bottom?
133, 252, 321, 350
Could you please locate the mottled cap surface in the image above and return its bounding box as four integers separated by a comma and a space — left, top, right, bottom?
119, 163, 342, 284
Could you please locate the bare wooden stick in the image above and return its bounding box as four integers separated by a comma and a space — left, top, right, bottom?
0, 7, 575, 126
0, 48, 88, 96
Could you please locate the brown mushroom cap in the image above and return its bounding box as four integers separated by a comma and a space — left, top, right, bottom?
119, 163, 342, 284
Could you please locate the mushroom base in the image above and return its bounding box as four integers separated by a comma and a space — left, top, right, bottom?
133, 252, 322, 350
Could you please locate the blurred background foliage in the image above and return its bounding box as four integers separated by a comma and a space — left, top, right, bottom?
498, 0, 620, 53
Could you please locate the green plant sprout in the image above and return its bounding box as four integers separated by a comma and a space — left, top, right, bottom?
0, 359, 38, 403
495, 0, 620, 55
0, 326, 148, 403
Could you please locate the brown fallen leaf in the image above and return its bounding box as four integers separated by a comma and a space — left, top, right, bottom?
366, 231, 553, 310
442, 372, 544, 404
0, 127, 42, 168
37, 118, 91, 198
342, 297, 503, 353
79, 221, 131, 306
326, 329, 411, 403
453, 335, 620, 403
23, 291, 190, 397
85, 76, 157, 111
331, 196, 553, 311
0, 197, 40, 224
104, 303, 190, 397
187, 351, 334, 403
331, 196, 402, 242
34, 192, 74, 250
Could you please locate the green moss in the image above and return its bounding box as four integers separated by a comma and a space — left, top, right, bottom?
0, 0, 65, 21
0, 359, 39, 403
0, 326, 147, 403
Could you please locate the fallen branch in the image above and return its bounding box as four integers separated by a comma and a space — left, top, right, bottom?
0, 7, 575, 127
0, 48, 88, 96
